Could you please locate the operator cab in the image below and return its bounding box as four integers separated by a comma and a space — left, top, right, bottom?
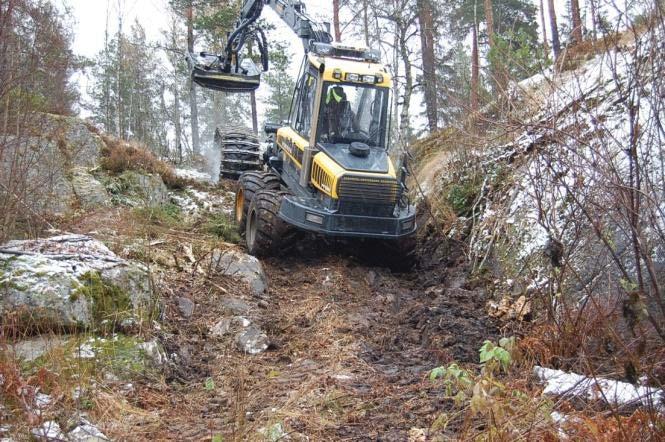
281, 48, 393, 182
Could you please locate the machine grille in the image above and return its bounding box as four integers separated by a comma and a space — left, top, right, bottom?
337, 175, 399, 211
311, 162, 334, 194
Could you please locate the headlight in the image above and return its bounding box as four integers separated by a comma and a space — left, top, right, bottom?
333, 68, 342, 80
362, 75, 375, 83
345, 73, 360, 82
401, 219, 414, 231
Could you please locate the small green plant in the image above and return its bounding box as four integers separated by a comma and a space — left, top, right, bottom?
479, 337, 514, 373
204, 377, 215, 391
429, 363, 474, 405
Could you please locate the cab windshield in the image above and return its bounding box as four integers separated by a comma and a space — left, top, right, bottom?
316, 82, 389, 149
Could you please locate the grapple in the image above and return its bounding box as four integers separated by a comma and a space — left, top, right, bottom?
189, 53, 261, 93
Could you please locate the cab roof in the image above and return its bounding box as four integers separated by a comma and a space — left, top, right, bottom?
307, 53, 393, 88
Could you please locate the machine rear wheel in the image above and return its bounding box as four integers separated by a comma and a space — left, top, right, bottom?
235, 172, 281, 232
246, 190, 291, 257
215, 126, 263, 179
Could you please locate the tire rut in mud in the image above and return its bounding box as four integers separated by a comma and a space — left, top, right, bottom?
142, 233, 498, 439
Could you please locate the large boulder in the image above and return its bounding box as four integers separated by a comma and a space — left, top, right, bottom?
208, 249, 268, 296
108, 171, 169, 207
0, 234, 153, 331
70, 168, 111, 209
0, 114, 106, 216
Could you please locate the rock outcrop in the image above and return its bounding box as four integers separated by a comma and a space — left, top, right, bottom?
0, 114, 107, 216
0, 234, 153, 331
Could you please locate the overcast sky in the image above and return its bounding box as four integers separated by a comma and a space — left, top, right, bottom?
61, 0, 582, 132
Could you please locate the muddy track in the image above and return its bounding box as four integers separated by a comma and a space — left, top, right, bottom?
141, 242, 498, 440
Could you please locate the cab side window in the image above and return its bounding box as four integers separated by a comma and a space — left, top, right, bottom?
293, 73, 317, 139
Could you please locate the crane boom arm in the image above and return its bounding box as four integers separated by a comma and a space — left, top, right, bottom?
188, 0, 331, 93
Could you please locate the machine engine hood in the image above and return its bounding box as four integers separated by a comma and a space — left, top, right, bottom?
318, 143, 390, 174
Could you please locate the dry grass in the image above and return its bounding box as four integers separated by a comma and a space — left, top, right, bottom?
99, 135, 187, 189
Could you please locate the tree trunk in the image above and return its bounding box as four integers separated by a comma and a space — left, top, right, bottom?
547, 0, 561, 60
333, 0, 341, 41
186, 2, 200, 156
470, 23, 479, 129
104, 0, 111, 132
250, 91, 258, 135
539, 0, 550, 60
362, 0, 370, 46
398, 24, 413, 143
391, 21, 400, 144
115, 0, 123, 138
417, 0, 437, 132
484, 0, 506, 95
570, 0, 583, 43
589, 0, 598, 41
173, 73, 182, 164
483, 0, 495, 49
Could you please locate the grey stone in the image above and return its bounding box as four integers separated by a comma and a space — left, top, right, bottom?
0, 114, 106, 217
211, 316, 251, 338
220, 297, 251, 315
67, 418, 110, 442
366, 270, 378, 287
209, 249, 268, 296
10, 336, 68, 362
236, 326, 269, 355
177, 297, 195, 318
31, 421, 66, 441
0, 234, 153, 330
137, 340, 166, 366
210, 318, 233, 337
119, 171, 169, 207
70, 168, 111, 209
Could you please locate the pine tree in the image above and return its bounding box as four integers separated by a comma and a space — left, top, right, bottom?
263, 42, 295, 124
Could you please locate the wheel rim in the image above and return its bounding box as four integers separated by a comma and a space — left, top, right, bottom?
235, 188, 245, 224
246, 208, 257, 250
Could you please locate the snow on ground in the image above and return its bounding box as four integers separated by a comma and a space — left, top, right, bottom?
174, 168, 213, 183
535, 366, 665, 412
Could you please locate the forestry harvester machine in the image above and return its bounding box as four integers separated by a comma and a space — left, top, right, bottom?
188, 0, 416, 263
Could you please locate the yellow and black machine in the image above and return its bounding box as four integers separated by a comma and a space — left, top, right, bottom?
189, 0, 416, 265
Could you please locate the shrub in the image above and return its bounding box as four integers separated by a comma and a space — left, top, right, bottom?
100, 135, 185, 189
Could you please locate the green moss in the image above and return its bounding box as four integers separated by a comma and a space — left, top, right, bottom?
73, 271, 132, 329
132, 203, 182, 227
23, 334, 161, 382
203, 212, 241, 244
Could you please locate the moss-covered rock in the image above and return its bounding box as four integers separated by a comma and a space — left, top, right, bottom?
0, 234, 154, 332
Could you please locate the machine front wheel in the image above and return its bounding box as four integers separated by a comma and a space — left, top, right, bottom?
245, 190, 291, 257
235, 172, 281, 232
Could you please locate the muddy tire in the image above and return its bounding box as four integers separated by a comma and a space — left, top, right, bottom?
246, 190, 291, 257
235, 172, 281, 232
215, 127, 262, 180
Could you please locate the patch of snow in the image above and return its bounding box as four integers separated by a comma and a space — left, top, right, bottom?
31, 421, 66, 440
534, 366, 665, 412
174, 168, 213, 183
74, 343, 96, 359
34, 393, 52, 410
67, 418, 110, 441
